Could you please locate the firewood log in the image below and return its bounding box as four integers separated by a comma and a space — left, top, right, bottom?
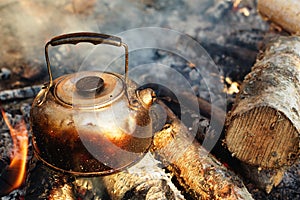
151, 101, 253, 200
179, 92, 287, 193
26, 154, 184, 200
225, 36, 300, 169
102, 153, 185, 200
182, 93, 286, 193
257, 0, 300, 34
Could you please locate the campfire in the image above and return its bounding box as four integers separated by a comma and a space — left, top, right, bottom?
0, 0, 299, 199
0, 108, 28, 196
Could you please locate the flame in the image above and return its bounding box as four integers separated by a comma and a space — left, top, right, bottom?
0, 107, 28, 195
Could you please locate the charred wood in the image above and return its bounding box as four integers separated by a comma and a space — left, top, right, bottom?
0, 85, 42, 102
240, 163, 285, 194
25, 158, 108, 200
0, 67, 11, 81
180, 92, 226, 129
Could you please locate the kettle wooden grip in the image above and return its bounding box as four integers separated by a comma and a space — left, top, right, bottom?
48, 32, 122, 47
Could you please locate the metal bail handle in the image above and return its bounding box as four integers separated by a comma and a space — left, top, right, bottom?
44, 32, 129, 88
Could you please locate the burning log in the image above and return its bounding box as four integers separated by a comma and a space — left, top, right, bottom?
102, 153, 185, 200
151, 101, 253, 200
225, 36, 300, 169
258, 0, 300, 34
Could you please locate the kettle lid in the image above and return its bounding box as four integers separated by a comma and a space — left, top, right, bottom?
54, 71, 124, 108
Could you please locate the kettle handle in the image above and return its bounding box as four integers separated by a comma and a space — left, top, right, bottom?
45, 32, 129, 88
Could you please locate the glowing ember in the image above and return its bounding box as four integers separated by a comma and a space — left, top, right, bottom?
188, 62, 196, 69
232, 0, 250, 16
0, 107, 28, 196
224, 77, 240, 94
239, 7, 250, 17
233, 0, 241, 9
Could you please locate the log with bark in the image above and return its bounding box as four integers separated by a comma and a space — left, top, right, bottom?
25, 150, 184, 199
183, 93, 286, 193
151, 101, 253, 200
258, 0, 300, 34
177, 90, 288, 193
102, 153, 185, 200
150, 85, 286, 193
225, 36, 300, 169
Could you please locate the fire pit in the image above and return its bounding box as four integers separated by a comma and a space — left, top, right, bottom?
0, 0, 299, 199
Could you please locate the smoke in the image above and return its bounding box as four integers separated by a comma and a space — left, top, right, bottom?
0, 0, 99, 66
0, 0, 215, 67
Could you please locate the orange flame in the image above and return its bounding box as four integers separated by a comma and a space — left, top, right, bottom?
0, 108, 28, 195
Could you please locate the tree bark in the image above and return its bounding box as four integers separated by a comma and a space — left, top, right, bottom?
102, 153, 185, 200
151, 101, 253, 200
258, 0, 300, 34
225, 36, 300, 169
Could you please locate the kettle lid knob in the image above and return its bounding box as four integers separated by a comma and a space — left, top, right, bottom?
75, 76, 104, 96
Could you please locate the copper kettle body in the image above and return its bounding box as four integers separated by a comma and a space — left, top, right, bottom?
30, 33, 155, 176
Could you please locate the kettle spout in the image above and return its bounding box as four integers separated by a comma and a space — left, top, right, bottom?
137, 88, 156, 109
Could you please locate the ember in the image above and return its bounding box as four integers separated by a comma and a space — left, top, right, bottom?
224, 77, 240, 95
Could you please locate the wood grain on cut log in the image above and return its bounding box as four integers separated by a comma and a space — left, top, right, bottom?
226, 36, 300, 169
151, 101, 253, 200
258, 0, 300, 34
